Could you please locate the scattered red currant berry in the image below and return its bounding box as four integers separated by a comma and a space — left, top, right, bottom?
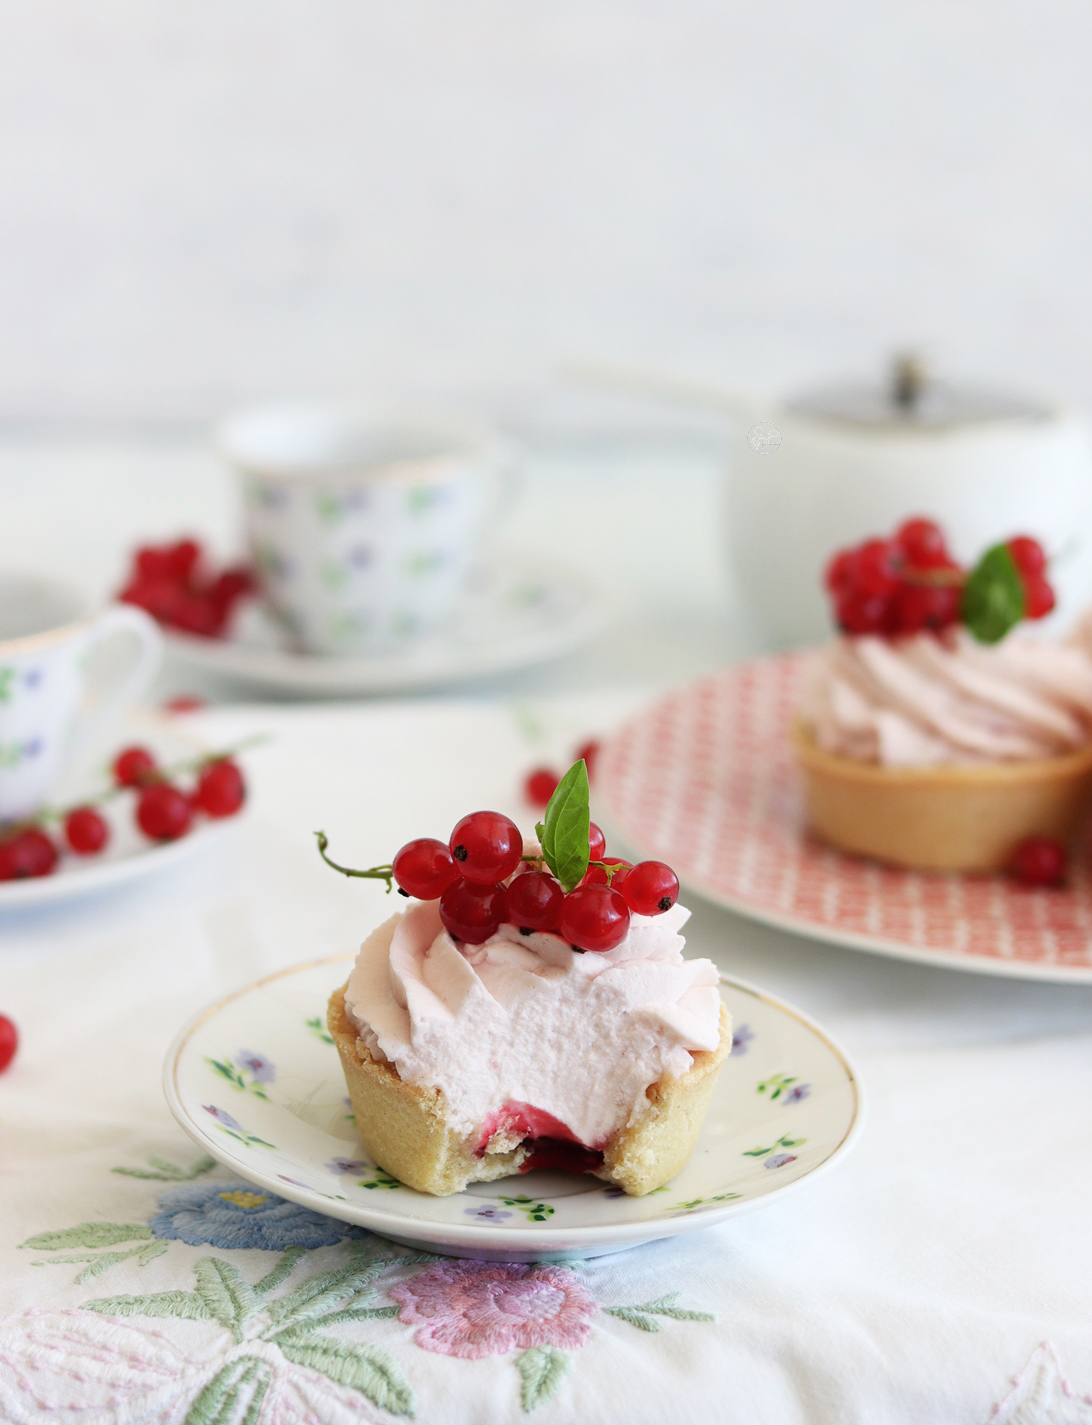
164, 537, 203, 581
575, 740, 600, 781
622, 860, 680, 916
194, 759, 246, 819
582, 856, 632, 888
824, 548, 858, 595
449, 811, 523, 884
162, 695, 206, 714
1023, 577, 1055, 620
506, 870, 564, 933
524, 768, 559, 807
0, 828, 59, 880
1007, 536, 1047, 579
559, 885, 630, 952
392, 838, 459, 900
0, 1014, 17, 1073
136, 783, 193, 841
1008, 836, 1067, 888
896, 517, 949, 569
64, 807, 110, 856
113, 746, 158, 788
588, 822, 606, 860
894, 582, 962, 635
439, 877, 508, 943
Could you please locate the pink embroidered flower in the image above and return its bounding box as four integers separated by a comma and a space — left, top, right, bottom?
390, 1260, 597, 1360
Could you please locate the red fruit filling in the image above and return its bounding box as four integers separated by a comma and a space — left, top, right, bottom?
478, 1101, 605, 1176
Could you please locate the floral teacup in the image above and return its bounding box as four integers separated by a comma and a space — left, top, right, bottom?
0, 574, 162, 820
217, 402, 514, 656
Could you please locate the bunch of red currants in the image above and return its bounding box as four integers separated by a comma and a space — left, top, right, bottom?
391, 811, 679, 953
824, 518, 1054, 636
0, 744, 247, 881
119, 538, 255, 639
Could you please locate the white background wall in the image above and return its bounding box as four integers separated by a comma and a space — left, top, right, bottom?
2, 0, 1091, 425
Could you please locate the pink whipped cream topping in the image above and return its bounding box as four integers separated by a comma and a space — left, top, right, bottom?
342, 899, 723, 1148
800, 628, 1092, 767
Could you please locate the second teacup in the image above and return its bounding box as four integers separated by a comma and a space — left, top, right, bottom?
217, 402, 512, 656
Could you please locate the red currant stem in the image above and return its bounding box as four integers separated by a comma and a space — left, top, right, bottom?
900, 568, 965, 588
520, 853, 547, 869
588, 859, 626, 885
314, 832, 395, 892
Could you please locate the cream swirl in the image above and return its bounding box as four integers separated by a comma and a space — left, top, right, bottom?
800, 629, 1092, 767
342, 899, 723, 1147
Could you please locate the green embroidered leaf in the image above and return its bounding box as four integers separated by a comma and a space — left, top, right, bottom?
604, 1306, 660, 1332
254, 1245, 307, 1296
20, 1222, 152, 1251
182, 1356, 272, 1425
265, 1252, 393, 1329
83, 1290, 212, 1321
961, 543, 1025, 644
278, 1335, 413, 1416
112, 1154, 216, 1182
627, 1293, 715, 1322
537, 760, 591, 893
194, 1257, 259, 1337
516, 1345, 572, 1411
293, 1305, 401, 1329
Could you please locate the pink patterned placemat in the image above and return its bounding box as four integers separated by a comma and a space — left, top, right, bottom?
597, 655, 1092, 982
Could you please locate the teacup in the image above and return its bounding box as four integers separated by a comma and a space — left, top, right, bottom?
0, 574, 162, 820
217, 402, 513, 656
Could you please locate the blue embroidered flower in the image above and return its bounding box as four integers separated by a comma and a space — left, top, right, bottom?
764, 1153, 797, 1170
326, 1156, 369, 1176
731, 1024, 754, 1055
235, 1050, 275, 1084
463, 1206, 513, 1222
785, 1084, 810, 1104
148, 1179, 368, 1249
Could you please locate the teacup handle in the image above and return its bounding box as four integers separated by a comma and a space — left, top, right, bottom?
67, 605, 164, 769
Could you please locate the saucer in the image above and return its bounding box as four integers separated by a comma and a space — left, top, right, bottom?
0, 712, 239, 911
596, 656, 1092, 982
163, 954, 862, 1262
163, 554, 607, 696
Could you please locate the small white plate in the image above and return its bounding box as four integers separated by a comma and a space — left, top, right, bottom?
164, 954, 863, 1261
163, 554, 608, 696
0, 712, 236, 911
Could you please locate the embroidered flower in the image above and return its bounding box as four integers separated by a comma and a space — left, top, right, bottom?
235, 1050, 276, 1083
148, 1180, 367, 1250
463, 1206, 513, 1221
325, 1156, 369, 1176
764, 1153, 797, 1169
731, 1024, 754, 1054
390, 1260, 596, 1360
204, 1104, 243, 1131
785, 1083, 810, 1104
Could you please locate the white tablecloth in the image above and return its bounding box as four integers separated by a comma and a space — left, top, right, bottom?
2, 693, 1091, 1425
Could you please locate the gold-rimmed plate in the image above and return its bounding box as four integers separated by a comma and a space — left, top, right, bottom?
163, 955, 863, 1261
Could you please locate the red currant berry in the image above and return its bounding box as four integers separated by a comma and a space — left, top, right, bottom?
582, 856, 632, 889
1007, 536, 1047, 578
209, 566, 255, 617
173, 593, 223, 638
1023, 576, 1055, 620
439, 877, 508, 943
449, 811, 523, 884
113, 746, 158, 788
524, 768, 559, 808
194, 759, 246, 818
0, 828, 59, 880
505, 870, 564, 932
165, 537, 203, 581
136, 783, 193, 841
622, 860, 680, 916
559, 885, 630, 952
824, 548, 857, 595
588, 822, 606, 860
64, 807, 110, 855
895, 518, 949, 568
893, 582, 962, 635
0, 1014, 17, 1073
575, 740, 601, 780
1008, 836, 1067, 888
392, 838, 459, 900
120, 576, 186, 626
835, 590, 890, 635
855, 539, 900, 597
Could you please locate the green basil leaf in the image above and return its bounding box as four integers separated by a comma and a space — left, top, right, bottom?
538, 761, 591, 892
961, 543, 1026, 644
